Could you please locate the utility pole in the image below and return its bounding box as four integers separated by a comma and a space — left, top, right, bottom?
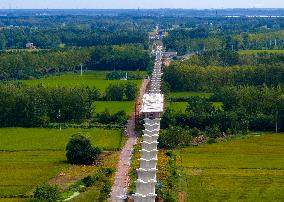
58, 109, 62, 131
276, 110, 278, 133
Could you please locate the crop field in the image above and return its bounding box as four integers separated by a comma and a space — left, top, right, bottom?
170, 92, 213, 99
0, 128, 122, 199
92, 101, 135, 116
0, 150, 67, 198
168, 102, 223, 112
0, 128, 122, 151
177, 133, 284, 202
22, 71, 142, 92
239, 49, 284, 54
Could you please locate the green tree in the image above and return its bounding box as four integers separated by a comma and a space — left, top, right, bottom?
66, 134, 102, 165
158, 127, 192, 149
125, 82, 137, 101
105, 84, 124, 101
33, 184, 60, 202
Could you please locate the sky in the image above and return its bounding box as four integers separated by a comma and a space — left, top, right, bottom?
0, 0, 284, 9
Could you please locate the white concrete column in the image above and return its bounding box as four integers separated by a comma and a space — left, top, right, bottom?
133, 194, 157, 202
143, 124, 160, 131
143, 131, 160, 137
144, 118, 161, 125
137, 168, 157, 181
135, 180, 156, 196
140, 149, 158, 160
142, 134, 159, 143
141, 141, 158, 151
139, 159, 158, 170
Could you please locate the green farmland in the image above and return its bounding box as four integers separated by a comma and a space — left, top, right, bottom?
0, 128, 122, 151
93, 101, 135, 116
0, 128, 122, 200
177, 133, 284, 202
168, 102, 223, 112
22, 71, 142, 92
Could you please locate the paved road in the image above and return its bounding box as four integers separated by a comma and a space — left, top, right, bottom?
109, 79, 149, 202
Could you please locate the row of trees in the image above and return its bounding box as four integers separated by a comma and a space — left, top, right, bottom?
162, 98, 249, 135
0, 16, 151, 50
164, 26, 284, 55
187, 50, 284, 67
0, 49, 91, 80
224, 30, 284, 51
0, 84, 92, 127
0, 45, 152, 80
164, 62, 283, 91
160, 86, 283, 149
105, 83, 138, 101
0, 82, 138, 127
212, 85, 284, 132
86, 45, 152, 71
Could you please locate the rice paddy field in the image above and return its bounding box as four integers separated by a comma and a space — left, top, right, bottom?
21, 71, 142, 92
177, 133, 284, 202
0, 128, 123, 200
92, 101, 135, 116
168, 102, 223, 112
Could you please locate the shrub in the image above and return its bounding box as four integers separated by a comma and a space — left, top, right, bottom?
158, 127, 192, 149
101, 167, 115, 177
82, 176, 96, 187
191, 127, 201, 137
207, 138, 217, 144
105, 84, 124, 101
33, 184, 60, 202
98, 180, 112, 202
205, 125, 221, 139
95, 110, 127, 125
249, 113, 274, 131
66, 134, 102, 165
125, 82, 138, 101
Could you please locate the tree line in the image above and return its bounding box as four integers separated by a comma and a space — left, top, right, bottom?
164, 62, 283, 92
0, 49, 91, 80
0, 82, 137, 127
86, 45, 152, 71
0, 16, 152, 50
164, 25, 284, 55
211, 85, 284, 132
0, 45, 152, 80
159, 85, 284, 149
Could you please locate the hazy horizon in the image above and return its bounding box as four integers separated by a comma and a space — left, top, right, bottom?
0, 0, 284, 9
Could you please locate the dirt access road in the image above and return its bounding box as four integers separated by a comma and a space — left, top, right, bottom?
109, 79, 149, 202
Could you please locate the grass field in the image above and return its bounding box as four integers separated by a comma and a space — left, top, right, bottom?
0, 128, 122, 151
22, 71, 142, 92
0, 150, 67, 198
0, 128, 122, 199
93, 101, 135, 116
239, 49, 284, 54
170, 92, 213, 99
168, 102, 223, 112
177, 133, 284, 202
